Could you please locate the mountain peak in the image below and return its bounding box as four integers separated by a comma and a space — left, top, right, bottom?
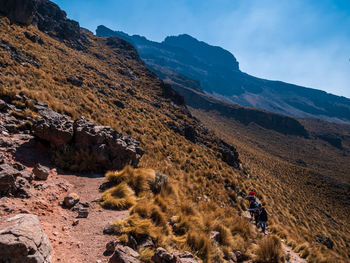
163, 33, 240, 71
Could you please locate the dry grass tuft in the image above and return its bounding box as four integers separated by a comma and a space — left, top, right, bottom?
100, 182, 136, 210
106, 166, 155, 195
256, 235, 283, 263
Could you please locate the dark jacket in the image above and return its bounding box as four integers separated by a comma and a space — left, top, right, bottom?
259, 208, 268, 222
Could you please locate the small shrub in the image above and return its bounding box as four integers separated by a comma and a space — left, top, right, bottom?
100, 182, 136, 210
153, 195, 168, 212
186, 231, 211, 260
106, 166, 155, 195
139, 247, 154, 263
256, 235, 283, 263
230, 217, 252, 239
213, 224, 233, 246
150, 171, 169, 194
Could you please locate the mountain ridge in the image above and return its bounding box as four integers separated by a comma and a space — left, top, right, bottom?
96, 25, 350, 124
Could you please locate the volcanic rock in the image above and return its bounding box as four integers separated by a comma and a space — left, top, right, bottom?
63, 193, 80, 208
0, 0, 39, 25
33, 164, 50, 180
152, 247, 199, 263
0, 164, 30, 197
33, 108, 74, 147
109, 245, 140, 263
0, 214, 52, 263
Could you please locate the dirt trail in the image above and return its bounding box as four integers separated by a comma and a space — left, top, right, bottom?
0, 132, 129, 263
243, 210, 307, 263
51, 174, 129, 263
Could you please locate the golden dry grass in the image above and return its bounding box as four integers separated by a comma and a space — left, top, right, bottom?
100, 182, 136, 210
1, 14, 348, 262
256, 235, 283, 263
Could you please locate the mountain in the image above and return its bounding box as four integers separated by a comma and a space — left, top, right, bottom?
97, 25, 350, 124
0, 1, 349, 262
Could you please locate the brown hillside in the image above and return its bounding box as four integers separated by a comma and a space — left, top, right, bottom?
191, 108, 350, 262
0, 0, 348, 262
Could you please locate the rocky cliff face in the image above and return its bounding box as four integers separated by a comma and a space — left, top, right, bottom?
0, 0, 88, 50
0, 0, 39, 25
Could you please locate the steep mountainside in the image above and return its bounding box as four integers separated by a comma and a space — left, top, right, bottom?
0, 1, 348, 262
96, 25, 350, 124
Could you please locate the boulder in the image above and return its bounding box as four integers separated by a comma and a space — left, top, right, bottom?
67, 76, 83, 87
0, 0, 39, 25
109, 245, 140, 263
0, 99, 8, 111
152, 248, 199, 263
33, 108, 74, 147
0, 164, 30, 197
106, 240, 118, 253
0, 214, 52, 263
103, 222, 114, 235
77, 207, 89, 218
32, 110, 143, 172
63, 193, 80, 208
33, 164, 50, 180
217, 141, 240, 168
316, 235, 334, 249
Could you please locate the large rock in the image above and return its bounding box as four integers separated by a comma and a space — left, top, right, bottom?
33, 107, 74, 147
72, 117, 143, 170
0, 0, 39, 25
0, 214, 52, 263
33, 109, 144, 172
152, 247, 199, 263
316, 235, 334, 249
0, 164, 30, 198
109, 245, 140, 263
217, 141, 240, 168
63, 193, 80, 208
32, 0, 88, 50
33, 164, 50, 180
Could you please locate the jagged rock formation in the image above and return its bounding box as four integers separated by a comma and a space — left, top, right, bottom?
0, 0, 39, 25
33, 105, 144, 172
0, 163, 32, 198
0, 0, 87, 50
152, 247, 199, 263
0, 214, 52, 263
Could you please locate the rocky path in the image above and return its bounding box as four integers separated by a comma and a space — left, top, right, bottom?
57, 173, 129, 263
0, 124, 129, 263
243, 210, 307, 263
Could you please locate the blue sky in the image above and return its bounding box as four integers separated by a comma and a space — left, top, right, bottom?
52, 0, 350, 98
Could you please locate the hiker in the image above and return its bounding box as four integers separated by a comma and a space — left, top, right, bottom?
249, 189, 255, 197
258, 205, 268, 235
247, 189, 256, 202
249, 200, 258, 218
253, 205, 261, 226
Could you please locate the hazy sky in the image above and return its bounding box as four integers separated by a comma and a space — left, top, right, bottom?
52, 0, 350, 98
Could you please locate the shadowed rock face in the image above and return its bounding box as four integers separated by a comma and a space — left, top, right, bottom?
0, 214, 52, 263
0, 0, 88, 50
33, 104, 144, 172
0, 0, 39, 25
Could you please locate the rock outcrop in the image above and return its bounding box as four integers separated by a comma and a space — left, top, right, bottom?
152, 247, 199, 263
33, 105, 143, 172
0, 214, 52, 263
0, 0, 88, 50
32, 106, 74, 147
0, 0, 39, 25
0, 163, 31, 198
109, 245, 140, 263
